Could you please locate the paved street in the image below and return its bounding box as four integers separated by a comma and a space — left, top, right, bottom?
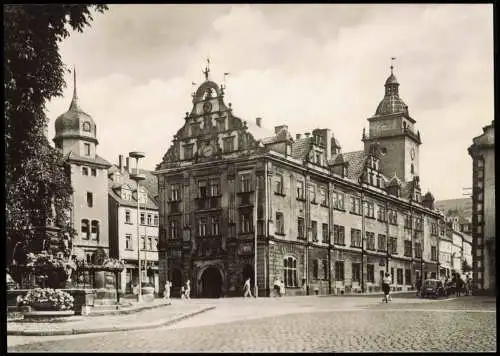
8, 296, 496, 352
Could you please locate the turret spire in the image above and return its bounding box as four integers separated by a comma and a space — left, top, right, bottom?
203, 57, 211, 81
390, 57, 396, 74
69, 66, 80, 111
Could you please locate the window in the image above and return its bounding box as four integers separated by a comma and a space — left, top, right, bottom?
404, 240, 412, 257
352, 263, 361, 282
390, 237, 398, 254
198, 180, 207, 198
350, 196, 361, 214
389, 210, 397, 225
367, 264, 375, 283
228, 195, 235, 223
335, 261, 344, 281
91, 168, 97, 176
404, 214, 412, 229
82, 167, 89, 176
222, 136, 234, 152
333, 192, 344, 210
309, 185, 316, 203
169, 220, 179, 239
333, 225, 345, 245
415, 242, 422, 258
209, 179, 220, 197
316, 152, 321, 165
190, 123, 200, 136
140, 213, 145, 225
171, 185, 180, 201
322, 223, 329, 243
311, 221, 318, 241
141, 236, 146, 250
125, 234, 132, 250
84, 143, 90, 156
297, 217, 305, 239
198, 217, 208, 236
405, 269, 412, 286
415, 217, 423, 231
240, 174, 252, 193
217, 118, 226, 132
313, 259, 319, 279
83, 121, 91, 132
431, 246, 437, 261
275, 174, 284, 194
378, 234, 387, 251
366, 232, 375, 250
296, 180, 304, 200
81, 219, 89, 239
378, 205, 386, 221
322, 260, 328, 281
86, 192, 93, 208
154, 215, 159, 226
275, 212, 284, 235
350, 228, 362, 248
203, 116, 211, 129
431, 222, 438, 236
184, 144, 194, 159
240, 213, 252, 233
90, 220, 99, 240
319, 188, 327, 206
125, 210, 131, 223
365, 201, 375, 218
147, 214, 152, 225
391, 268, 395, 284
397, 269, 403, 285
283, 256, 297, 287
211, 216, 220, 236
148, 237, 153, 250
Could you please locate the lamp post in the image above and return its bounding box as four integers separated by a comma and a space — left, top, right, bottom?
253, 176, 259, 298
129, 151, 146, 303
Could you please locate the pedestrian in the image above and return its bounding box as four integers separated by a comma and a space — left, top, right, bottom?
164, 280, 171, 300
185, 279, 191, 300
415, 277, 422, 297
243, 277, 253, 298
382, 272, 391, 303
273, 278, 281, 297
180, 286, 186, 301
455, 273, 462, 297
280, 280, 286, 297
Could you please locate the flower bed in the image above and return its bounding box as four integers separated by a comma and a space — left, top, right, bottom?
18, 288, 74, 311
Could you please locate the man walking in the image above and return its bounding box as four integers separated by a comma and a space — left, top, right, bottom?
164, 280, 171, 300
185, 279, 191, 300
415, 277, 422, 297
243, 277, 253, 298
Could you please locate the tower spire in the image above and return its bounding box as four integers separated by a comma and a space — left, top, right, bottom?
203, 57, 211, 81
390, 57, 396, 74
70, 66, 79, 110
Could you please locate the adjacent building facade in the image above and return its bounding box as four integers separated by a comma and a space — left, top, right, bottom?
53, 71, 111, 267
468, 121, 495, 294
108, 156, 160, 294
154, 64, 446, 298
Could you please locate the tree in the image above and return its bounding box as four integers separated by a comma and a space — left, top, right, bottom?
4, 4, 108, 264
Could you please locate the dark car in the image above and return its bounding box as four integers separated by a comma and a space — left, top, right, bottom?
421, 279, 445, 298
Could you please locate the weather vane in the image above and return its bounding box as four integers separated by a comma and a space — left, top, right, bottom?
203, 57, 210, 80
391, 57, 396, 74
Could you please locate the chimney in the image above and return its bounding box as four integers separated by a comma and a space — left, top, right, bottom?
274, 125, 288, 135
296, 134, 301, 140
125, 157, 130, 173
256, 117, 262, 128
305, 132, 310, 138
118, 155, 124, 172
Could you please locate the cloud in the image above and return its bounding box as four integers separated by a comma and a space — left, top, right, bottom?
45, 4, 493, 200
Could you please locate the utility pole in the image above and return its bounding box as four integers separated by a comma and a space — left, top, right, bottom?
254, 176, 259, 298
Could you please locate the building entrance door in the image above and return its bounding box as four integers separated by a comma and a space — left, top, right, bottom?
200, 266, 222, 298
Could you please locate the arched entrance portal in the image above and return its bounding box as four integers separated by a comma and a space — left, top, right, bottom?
200, 266, 223, 298
242, 264, 254, 286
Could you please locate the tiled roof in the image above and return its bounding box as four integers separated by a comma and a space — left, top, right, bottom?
108, 165, 159, 209
66, 152, 112, 168
341, 150, 366, 180
292, 137, 314, 160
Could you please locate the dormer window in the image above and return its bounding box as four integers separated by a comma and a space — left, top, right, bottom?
316, 152, 322, 165
343, 165, 348, 178
83, 121, 91, 132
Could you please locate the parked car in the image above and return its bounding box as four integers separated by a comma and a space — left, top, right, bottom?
421, 279, 445, 298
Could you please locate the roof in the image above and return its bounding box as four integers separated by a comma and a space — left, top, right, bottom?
66, 152, 112, 168
245, 119, 277, 142
108, 165, 159, 209
292, 137, 314, 160
341, 150, 366, 180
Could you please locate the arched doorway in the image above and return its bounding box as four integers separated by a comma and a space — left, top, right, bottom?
242, 264, 254, 286
200, 266, 222, 298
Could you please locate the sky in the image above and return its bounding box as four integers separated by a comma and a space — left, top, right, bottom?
45, 4, 494, 201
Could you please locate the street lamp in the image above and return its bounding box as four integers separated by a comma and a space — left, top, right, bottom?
129, 151, 146, 303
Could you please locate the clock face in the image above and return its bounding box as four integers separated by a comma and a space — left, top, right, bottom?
203, 144, 214, 157
410, 148, 416, 160
203, 101, 213, 113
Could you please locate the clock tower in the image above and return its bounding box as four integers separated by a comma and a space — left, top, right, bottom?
363, 63, 422, 183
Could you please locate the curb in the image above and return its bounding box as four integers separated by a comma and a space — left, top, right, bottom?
7, 306, 216, 336
87, 301, 172, 317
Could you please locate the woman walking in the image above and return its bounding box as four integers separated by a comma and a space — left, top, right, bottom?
382, 272, 392, 303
